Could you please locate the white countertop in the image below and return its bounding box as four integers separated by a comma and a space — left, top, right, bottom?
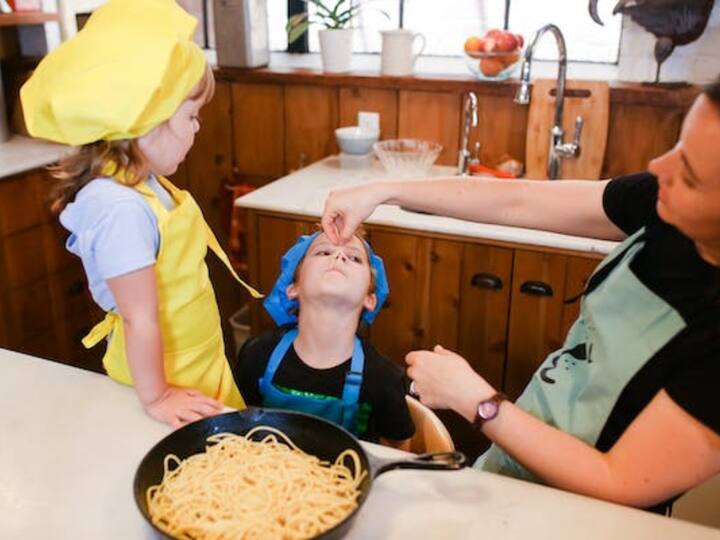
2, 348, 717, 540
235, 156, 620, 256
0, 135, 69, 179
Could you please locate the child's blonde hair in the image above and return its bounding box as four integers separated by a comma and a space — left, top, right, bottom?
48, 64, 215, 214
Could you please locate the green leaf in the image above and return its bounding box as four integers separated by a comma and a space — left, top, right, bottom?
287, 19, 310, 43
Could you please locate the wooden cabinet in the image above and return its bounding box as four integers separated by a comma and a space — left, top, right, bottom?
0, 169, 103, 372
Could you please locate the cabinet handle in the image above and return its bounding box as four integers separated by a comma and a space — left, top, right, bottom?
520, 280, 554, 297
471, 272, 503, 290
67, 281, 85, 296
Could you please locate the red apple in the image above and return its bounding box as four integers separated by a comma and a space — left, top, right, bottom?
515, 33, 524, 48
481, 37, 497, 53
494, 31, 518, 52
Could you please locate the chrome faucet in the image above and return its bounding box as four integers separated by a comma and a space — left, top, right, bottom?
458, 91, 478, 175
514, 24, 583, 180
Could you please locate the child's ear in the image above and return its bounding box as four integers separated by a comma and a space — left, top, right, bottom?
286, 283, 299, 300
363, 292, 377, 312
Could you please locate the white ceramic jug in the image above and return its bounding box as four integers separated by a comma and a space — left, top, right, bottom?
380, 29, 426, 76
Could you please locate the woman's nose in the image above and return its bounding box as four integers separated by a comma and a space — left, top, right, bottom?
649, 151, 673, 187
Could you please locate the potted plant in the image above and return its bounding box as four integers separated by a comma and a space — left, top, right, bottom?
287, 0, 388, 73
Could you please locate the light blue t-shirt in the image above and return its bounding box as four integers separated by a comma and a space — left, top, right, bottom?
59, 176, 175, 311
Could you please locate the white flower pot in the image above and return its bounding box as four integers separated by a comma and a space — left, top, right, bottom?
318, 28, 354, 73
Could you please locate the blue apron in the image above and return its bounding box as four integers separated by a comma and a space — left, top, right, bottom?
258, 328, 364, 435
477, 227, 686, 480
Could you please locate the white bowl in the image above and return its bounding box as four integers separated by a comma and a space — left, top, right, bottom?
335, 126, 379, 155
373, 139, 443, 177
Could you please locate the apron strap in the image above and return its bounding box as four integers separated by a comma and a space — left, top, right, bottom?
261, 327, 299, 384
81, 311, 120, 348
340, 336, 364, 429
155, 175, 264, 299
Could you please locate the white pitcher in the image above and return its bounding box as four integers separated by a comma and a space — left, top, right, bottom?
380, 29, 426, 76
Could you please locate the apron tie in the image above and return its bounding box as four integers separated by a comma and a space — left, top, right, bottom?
82, 311, 120, 349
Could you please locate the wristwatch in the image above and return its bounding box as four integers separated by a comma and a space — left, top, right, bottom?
472, 392, 508, 429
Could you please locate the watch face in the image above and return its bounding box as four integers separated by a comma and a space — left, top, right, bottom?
478, 400, 498, 420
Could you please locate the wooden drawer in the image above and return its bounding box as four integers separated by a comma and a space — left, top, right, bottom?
49, 265, 94, 323
5, 280, 54, 346
0, 170, 49, 236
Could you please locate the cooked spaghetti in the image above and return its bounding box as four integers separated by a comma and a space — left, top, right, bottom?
146, 426, 365, 539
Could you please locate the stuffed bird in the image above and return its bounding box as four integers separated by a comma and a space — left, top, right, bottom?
589, 0, 715, 83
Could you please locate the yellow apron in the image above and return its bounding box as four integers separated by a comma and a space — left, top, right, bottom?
82, 176, 262, 409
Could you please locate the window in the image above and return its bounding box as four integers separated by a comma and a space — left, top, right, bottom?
268, 0, 622, 64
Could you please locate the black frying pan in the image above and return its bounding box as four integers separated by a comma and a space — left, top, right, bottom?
134, 408, 466, 539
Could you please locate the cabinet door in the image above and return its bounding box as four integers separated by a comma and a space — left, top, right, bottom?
339, 87, 398, 140
365, 230, 424, 365
285, 85, 339, 173
505, 250, 568, 400
398, 90, 461, 166
560, 256, 601, 339
232, 83, 285, 180
457, 243, 513, 391
249, 214, 313, 332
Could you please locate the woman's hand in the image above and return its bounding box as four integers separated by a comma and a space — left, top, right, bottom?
406, 345, 496, 422
143, 386, 223, 429
321, 182, 394, 244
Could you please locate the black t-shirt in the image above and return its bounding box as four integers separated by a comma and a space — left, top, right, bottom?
233, 328, 415, 443
597, 173, 720, 512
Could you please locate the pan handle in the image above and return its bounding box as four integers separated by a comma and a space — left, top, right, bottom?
371, 451, 466, 477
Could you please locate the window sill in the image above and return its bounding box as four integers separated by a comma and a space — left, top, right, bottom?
206, 50, 620, 83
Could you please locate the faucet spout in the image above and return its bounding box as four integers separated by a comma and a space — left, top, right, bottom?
514, 24, 574, 180
458, 91, 478, 175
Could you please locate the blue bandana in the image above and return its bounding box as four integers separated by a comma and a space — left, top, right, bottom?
263, 232, 390, 326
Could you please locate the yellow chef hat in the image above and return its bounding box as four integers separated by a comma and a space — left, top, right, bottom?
20, 0, 206, 146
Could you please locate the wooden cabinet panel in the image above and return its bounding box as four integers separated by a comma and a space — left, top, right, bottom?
457, 243, 513, 391
6, 280, 54, 346
469, 95, 528, 168
398, 90, 461, 166
48, 265, 93, 323
366, 230, 423, 365
2, 226, 48, 289
339, 87, 398, 140
232, 83, 285, 179
560, 256, 600, 339
420, 238, 462, 351
0, 170, 47, 235
42, 222, 75, 275
505, 250, 568, 400
285, 85, 339, 173
602, 104, 685, 178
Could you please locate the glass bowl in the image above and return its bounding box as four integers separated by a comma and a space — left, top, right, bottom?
373, 139, 443, 177
464, 49, 523, 81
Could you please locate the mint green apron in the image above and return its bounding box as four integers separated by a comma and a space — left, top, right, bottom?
477, 228, 686, 481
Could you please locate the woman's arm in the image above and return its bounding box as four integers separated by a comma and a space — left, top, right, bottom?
406, 346, 720, 507
107, 266, 222, 428
322, 177, 626, 244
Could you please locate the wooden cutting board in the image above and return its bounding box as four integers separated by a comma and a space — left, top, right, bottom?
525, 79, 609, 180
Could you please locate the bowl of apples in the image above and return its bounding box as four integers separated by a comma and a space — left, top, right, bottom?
464, 29, 524, 81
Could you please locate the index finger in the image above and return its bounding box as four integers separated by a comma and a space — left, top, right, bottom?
321, 210, 341, 244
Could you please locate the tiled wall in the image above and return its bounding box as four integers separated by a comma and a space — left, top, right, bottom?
618, 4, 720, 84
